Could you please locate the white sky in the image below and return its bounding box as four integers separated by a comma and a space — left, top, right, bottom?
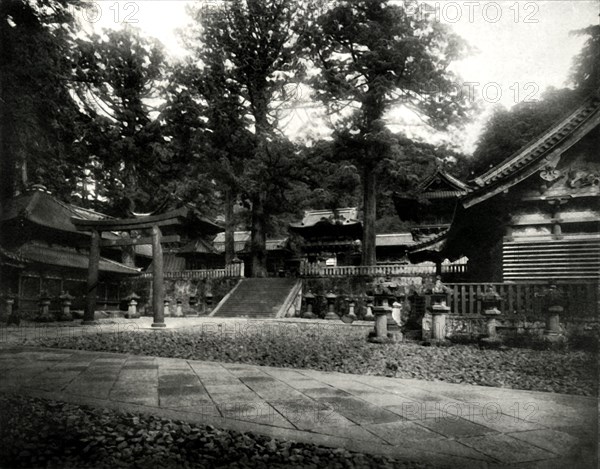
82, 0, 599, 154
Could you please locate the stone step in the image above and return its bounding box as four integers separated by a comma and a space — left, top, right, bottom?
213, 278, 298, 319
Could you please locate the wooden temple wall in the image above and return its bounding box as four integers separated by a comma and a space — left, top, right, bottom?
502, 237, 600, 281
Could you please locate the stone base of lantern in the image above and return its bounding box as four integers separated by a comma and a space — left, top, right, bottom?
543, 306, 565, 343
173, 302, 184, 317
367, 331, 401, 344
367, 306, 401, 343
427, 304, 450, 344
301, 311, 316, 319
324, 311, 340, 320
479, 308, 503, 347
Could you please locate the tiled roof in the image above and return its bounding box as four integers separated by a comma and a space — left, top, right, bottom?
0, 246, 28, 268
418, 168, 470, 194
408, 229, 449, 253
15, 243, 141, 275
289, 208, 360, 229
375, 233, 415, 246
213, 231, 289, 253
147, 254, 186, 273
179, 238, 220, 255
2, 189, 91, 235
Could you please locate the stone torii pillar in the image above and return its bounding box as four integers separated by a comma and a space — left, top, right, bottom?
83, 229, 101, 325
151, 225, 166, 327
72, 209, 189, 328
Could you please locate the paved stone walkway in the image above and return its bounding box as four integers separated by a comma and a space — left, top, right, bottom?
0, 346, 597, 468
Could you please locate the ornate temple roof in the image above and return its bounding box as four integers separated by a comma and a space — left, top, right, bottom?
1, 187, 100, 236
417, 168, 470, 199
0, 246, 28, 268
289, 208, 361, 229
464, 94, 600, 208
375, 233, 415, 247
179, 238, 220, 255
13, 243, 140, 275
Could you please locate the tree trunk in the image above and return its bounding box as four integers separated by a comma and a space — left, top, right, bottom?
250, 191, 268, 277
362, 163, 377, 266
250, 97, 269, 278
224, 187, 235, 264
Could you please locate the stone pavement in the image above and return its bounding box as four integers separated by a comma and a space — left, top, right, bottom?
0, 346, 597, 468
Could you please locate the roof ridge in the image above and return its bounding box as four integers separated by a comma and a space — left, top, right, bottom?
474, 95, 599, 186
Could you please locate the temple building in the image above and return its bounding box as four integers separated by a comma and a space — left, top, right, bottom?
289, 208, 362, 266
0, 186, 141, 316
443, 94, 600, 282
289, 208, 436, 267
212, 231, 292, 276
393, 168, 470, 272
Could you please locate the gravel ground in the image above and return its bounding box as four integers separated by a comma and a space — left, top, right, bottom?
0, 395, 444, 469
27, 324, 598, 396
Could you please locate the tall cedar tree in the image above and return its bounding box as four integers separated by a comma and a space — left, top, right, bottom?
73, 27, 166, 215
196, 0, 305, 276
176, 9, 256, 262
0, 0, 88, 203
305, 0, 471, 264
471, 25, 599, 177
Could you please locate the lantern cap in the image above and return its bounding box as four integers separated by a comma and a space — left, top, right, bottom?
59, 290, 75, 301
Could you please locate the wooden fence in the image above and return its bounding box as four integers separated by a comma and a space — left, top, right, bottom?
299, 263, 468, 277
140, 262, 244, 280
443, 282, 598, 317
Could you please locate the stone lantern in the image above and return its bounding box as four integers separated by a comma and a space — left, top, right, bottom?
345, 297, 357, 321
163, 298, 171, 317
125, 292, 141, 319
538, 280, 565, 342
3, 290, 18, 325
302, 291, 317, 319
367, 279, 402, 342
172, 298, 184, 317
324, 291, 340, 320
37, 290, 53, 322
363, 293, 375, 321
425, 276, 451, 343
59, 291, 75, 321
478, 285, 503, 344
205, 292, 214, 314
393, 289, 406, 326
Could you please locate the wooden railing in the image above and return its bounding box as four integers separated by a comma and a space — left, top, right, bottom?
140, 262, 244, 280
299, 263, 467, 277
444, 282, 598, 317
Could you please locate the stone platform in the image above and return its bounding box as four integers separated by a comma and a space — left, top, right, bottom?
0, 346, 596, 468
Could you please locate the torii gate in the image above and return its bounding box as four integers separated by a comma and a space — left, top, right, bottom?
72, 208, 193, 328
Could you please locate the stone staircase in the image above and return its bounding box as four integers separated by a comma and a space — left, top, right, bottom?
210, 278, 301, 319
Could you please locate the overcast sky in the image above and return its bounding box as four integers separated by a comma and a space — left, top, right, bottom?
86, 0, 598, 153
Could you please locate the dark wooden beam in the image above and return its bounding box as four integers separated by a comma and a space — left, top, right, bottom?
100, 235, 180, 247
71, 207, 190, 232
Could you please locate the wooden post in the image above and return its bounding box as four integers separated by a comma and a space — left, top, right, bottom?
83, 230, 100, 325
151, 225, 166, 328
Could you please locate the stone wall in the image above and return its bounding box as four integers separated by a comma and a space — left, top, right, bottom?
121, 277, 240, 316
444, 315, 599, 340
